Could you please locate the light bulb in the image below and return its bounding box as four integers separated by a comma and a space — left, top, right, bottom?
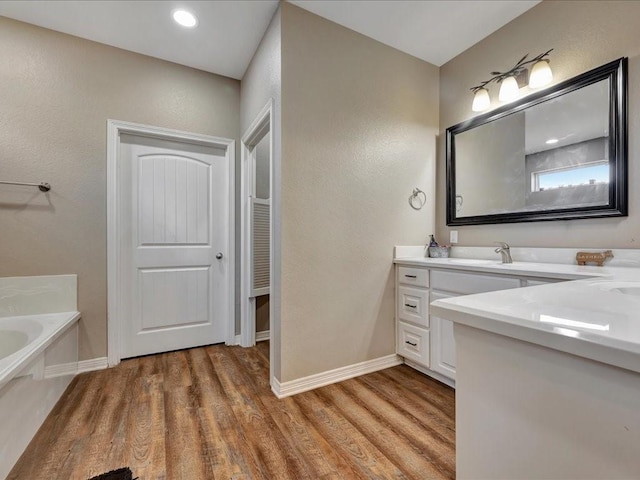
498, 76, 520, 102
528, 60, 553, 88
172, 9, 198, 28
471, 88, 491, 112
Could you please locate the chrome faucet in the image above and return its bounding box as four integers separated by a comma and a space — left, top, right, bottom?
494, 242, 513, 264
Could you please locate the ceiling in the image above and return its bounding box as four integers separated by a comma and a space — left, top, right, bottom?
0, 0, 541, 80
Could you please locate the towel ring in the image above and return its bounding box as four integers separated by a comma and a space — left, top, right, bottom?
409, 188, 426, 210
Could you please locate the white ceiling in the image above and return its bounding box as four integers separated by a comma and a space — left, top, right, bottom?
0, 0, 541, 80
289, 1, 540, 67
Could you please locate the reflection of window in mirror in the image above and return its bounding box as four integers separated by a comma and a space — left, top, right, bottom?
532, 161, 609, 192
524, 134, 610, 210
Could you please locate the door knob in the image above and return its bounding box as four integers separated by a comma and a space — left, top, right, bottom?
216, 252, 223, 260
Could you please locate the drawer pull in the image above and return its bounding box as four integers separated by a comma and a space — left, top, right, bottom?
404, 274, 417, 278
405, 340, 418, 347
404, 303, 417, 309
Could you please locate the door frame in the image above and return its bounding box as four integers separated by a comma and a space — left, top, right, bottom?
240, 100, 273, 348
107, 119, 235, 366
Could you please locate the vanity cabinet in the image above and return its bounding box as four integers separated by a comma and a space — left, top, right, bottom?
395, 263, 561, 386
429, 270, 521, 382
396, 266, 430, 366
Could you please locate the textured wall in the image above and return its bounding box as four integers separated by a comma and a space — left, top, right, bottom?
0, 17, 240, 360
438, 0, 640, 248
280, 3, 439, 382
240, 7, 281, 377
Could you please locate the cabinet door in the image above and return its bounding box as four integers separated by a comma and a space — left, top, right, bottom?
430, 290, 457, 380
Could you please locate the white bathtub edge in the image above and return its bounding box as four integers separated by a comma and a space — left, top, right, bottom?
0, 312, 81, 391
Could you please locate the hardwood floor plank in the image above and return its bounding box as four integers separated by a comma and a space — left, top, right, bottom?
317, 383, 451, 479
231, 346, 359, 479
293, 389, 410, 479
209, 346, 314, 480
188, 347, 263, 480
164, 385, 208, 479
8, 343, 456, 480
358, 371, 455, 444
346, 377, 455, 478
124, 373, 166, 479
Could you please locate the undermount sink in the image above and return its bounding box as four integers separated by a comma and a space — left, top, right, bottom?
615, 287, 640, 296
446, 258, 497, 265
594, 282, 640, 296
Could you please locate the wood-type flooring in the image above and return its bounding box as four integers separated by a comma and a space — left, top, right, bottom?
8, 341, 455, 479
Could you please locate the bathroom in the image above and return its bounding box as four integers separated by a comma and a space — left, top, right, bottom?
1, 1, 640, 478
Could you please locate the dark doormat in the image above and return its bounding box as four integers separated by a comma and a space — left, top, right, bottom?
88, 467, 137, 480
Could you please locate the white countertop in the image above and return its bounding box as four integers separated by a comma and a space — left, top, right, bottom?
394, 256, 612, 280
396, 255, 640, 374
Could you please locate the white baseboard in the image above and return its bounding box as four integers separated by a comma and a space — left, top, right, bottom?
271, 354, 403, 399
256, 330, 270, 342
403, 359, 456, 389
77, 357, 108, 374
44, 357, 109, 378
44, 362, 77, 378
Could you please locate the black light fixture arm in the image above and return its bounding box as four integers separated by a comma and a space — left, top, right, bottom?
470, 49, 553, 93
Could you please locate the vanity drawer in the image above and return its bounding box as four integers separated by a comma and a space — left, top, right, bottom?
522, 278, 562, 287
397, 285, 429, 327
430, 269, 520, 295
397, 266, 429, 287
397, 321, 430, 366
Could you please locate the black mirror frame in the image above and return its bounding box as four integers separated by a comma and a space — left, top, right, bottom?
446, 57, 628, 226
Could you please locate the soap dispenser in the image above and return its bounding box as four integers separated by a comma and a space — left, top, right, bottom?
428, 234, 439, 247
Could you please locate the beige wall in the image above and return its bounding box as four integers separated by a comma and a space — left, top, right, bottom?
240, 7, 282, 377
438, 0, 640, 248
0, 17, 240, 360
280, 3, 439, 381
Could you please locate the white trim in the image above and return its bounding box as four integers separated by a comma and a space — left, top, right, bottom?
252, 287, 270, 297
44, 362, 77, 378
78, 357, 109, 374
271, 354, 403, 399
403, 359, 456, 388
240, 100, 273, 348
256, 330, 270, 342
107, 119, 235, 367
43, 357, 109, 379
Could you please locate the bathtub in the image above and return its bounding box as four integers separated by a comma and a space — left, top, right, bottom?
0, 312, 80, 391
0, 310, 80, 479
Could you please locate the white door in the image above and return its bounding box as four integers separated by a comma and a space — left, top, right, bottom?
118, 134, 229, 358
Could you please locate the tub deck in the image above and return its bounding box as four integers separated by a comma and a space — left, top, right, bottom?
0, 311, 80, 391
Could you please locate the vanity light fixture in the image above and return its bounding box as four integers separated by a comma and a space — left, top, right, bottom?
470, 49, 553, 112
471, 87, 490, 112
172, 9, 198, 28
498, 75, 520, 102
529, 59, 553, 88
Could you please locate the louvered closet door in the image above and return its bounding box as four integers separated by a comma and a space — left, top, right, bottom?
251, 198, 270, 296
119, 134, 228, 358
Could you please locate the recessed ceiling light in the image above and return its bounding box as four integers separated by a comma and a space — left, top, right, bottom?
545, 138, 559, 145
172, 9, 198, 28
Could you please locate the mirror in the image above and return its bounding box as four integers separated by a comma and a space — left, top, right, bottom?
446, 57, 627, 226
